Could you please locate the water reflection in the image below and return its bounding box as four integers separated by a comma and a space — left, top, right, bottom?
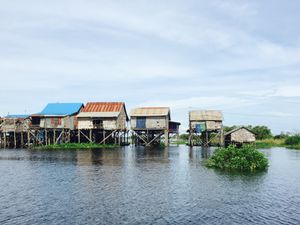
0, 146, 300, 225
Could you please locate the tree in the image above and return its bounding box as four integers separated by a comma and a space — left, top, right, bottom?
251, 126, 273, 140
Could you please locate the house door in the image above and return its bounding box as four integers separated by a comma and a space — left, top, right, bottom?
136, 117, 146, 129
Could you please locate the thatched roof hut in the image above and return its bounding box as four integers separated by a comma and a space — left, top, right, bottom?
225, 127, 256, 146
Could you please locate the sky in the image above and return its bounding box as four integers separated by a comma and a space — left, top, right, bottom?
1, 0, 300, 134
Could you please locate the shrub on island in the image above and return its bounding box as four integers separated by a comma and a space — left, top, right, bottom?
206, 145, 268, 172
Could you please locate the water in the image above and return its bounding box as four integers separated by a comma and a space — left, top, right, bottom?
0, 146, 300, 225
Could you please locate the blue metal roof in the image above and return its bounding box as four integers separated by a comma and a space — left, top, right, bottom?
40, 103, 83, 116
5, 114, 29, 119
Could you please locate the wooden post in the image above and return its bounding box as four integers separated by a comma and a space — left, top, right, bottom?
118, 131, 121, 145
89, 129, 92, 143
53, 129, 56, 144
45, 129, 48, 145
21, 131, 24, 148
13, 119, 17, 148
103, 130, 106, 144
27, 131, 30, 148
164, 130, 169, 147
78, 129, 80, 143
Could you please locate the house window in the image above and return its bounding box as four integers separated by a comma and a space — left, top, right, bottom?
93, 120, 103, 128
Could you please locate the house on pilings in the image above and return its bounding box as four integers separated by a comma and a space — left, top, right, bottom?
225, 127, 256, 147
76, 102, 129, 145
31, 103, 84, 145
0, 115, 31, 148
130, 107, 180, 147
188, 110, 224, 147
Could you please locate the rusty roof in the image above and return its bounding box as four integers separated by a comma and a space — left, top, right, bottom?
79, 102, 128, 120
130, 107, 170, 117
82, 102, 124, 112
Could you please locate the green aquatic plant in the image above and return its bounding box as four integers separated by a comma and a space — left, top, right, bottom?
206, 145, 268, 172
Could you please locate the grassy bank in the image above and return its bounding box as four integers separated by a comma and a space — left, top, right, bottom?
33, 143, 119, 150
256, 137, 300, 150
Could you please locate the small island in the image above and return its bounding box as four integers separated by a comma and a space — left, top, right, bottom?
206, 145, 269, 172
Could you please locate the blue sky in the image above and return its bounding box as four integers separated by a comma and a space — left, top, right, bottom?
1, 0, 300, 134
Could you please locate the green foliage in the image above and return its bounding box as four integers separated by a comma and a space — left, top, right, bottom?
251, 126, 273, 140
34, 143, 119, 150
179, 134, 189, 140
285, 135, 300, 145
206, 145, 268, 172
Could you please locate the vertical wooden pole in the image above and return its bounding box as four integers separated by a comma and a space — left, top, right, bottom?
53, 129, 56, 144
4, 131, 6, 148
45, 129, 48, 145
78, 129, 80, 143
13, 119, 17, 148
27, 131, 30, 148
89, 129, 92, 143
21, 131, 24, 148
118, 131, 121, 145
164, 130, 169, 147
103, 130, 106, 144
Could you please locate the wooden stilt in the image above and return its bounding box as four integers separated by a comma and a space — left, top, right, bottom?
89, 129, 92, 143
27, 131, 30, 148
21, 131, 24, 148
164, 130, 169, 147
45, 129, 48, 145
78, 129, 80, 143
103, 130, 106, 144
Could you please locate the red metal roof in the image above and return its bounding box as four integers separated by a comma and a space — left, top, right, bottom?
82, 102, 124, 112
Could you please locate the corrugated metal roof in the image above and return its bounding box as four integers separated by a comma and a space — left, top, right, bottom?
189, 110, 223, 121
77, 112, 120, 118
5, 114, 29, 119
130, 107, 170, 117
82, 102, 124, 112
40, 103, 83, 116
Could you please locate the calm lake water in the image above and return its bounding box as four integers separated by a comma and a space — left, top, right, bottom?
0, 146, 300, 225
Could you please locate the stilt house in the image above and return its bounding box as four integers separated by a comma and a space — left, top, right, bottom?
130, 107, 180, 146
188, 110, 224, 147
38, 103, 84, 130
76, 102, 129, 144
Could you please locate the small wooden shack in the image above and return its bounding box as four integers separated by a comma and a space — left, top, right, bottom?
189, 110, 224, 147
0, 115, 31, 148
76, 102, 129, 144
225, 127, 256, 146
130, 107, 180, 146
39, 103, 84, 130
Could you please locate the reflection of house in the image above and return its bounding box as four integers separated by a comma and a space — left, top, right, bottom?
76, 102, 129, 144
39, 103, 84, 130
130, 107, 180, 146
225, 127, 256, 147
188, 110, 224, 147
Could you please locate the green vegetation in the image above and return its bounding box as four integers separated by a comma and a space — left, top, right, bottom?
206, 145, 268, 172
33, 143, 119, 150
255, 136, 300, 150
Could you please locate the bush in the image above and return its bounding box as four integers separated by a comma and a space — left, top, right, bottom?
285, 135, 300, 145
206, 145, 268, 172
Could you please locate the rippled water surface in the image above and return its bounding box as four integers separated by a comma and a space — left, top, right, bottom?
0, 146, 300, 225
